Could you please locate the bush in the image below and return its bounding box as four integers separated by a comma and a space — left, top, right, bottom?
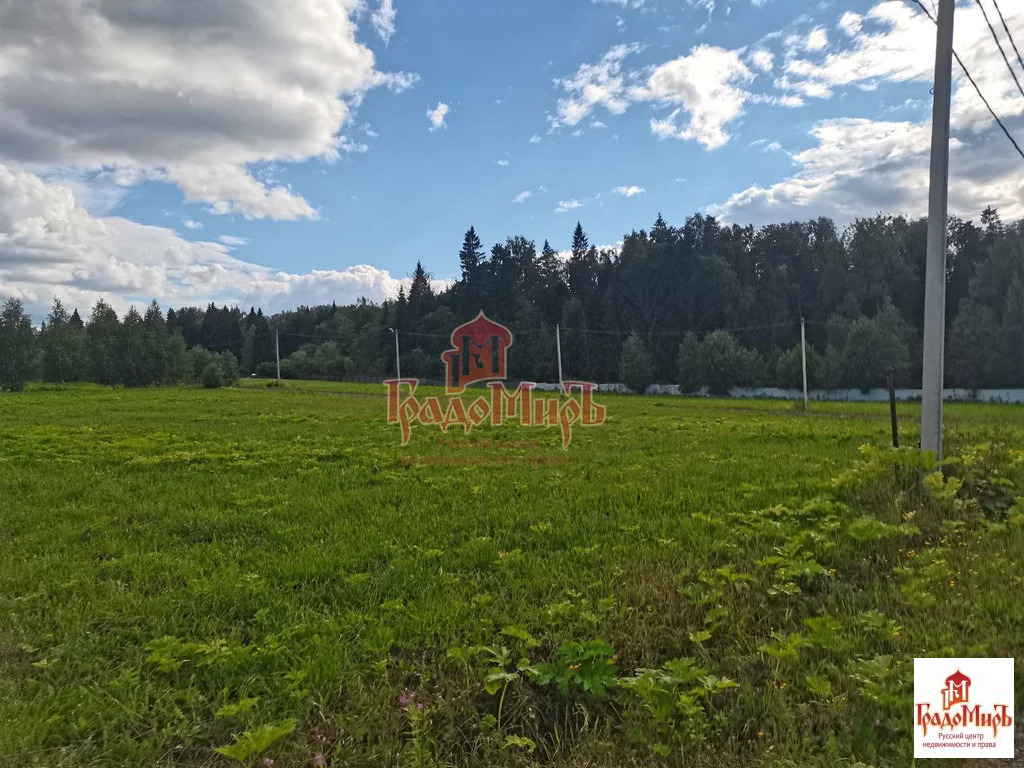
201, 362, 224, 389
218, 351, 240, 386
618, 333, 654, 394
776, 345, 822, 389
698, 331, 747, 395
255, 361, 278, 378
677, 333, 702, 393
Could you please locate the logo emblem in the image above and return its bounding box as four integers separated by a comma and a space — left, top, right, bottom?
442, 311, 513, 393
385, 312, 607, 448
914, 658, 1014, 759
942, 670, 971, 710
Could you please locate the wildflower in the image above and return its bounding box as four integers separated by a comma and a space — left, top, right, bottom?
315, 754, 325, 767
758, 731, 765, 739
314, 732, 325, 742
263, 759, 275, 767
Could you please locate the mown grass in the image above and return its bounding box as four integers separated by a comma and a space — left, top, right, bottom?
0, 381, 1021, 768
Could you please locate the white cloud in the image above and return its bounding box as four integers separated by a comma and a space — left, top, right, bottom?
0, 166, 430, 318
750, 49, 775, 72
591, 0, 648, 8
709, 114, 1024, 225
167, 165, 317, 221
613, 185, 645, 197
777, 1, 962, 101
529, 134, 542, 144
549, 40, 756, 149
512, 190, 532, 204
218, 235, 249, 246
183, 220, 203, 230
550, 43, 641, 129
641, 45, 754, 149
0, 0, 416, 221
427, 103, 450, 131
805, 27, 828, 52
497, 159, 510, 167
555, 199, 584, 213
707, 1, 1024, 226
838, 11, 863, 37
371, 0, 397, 43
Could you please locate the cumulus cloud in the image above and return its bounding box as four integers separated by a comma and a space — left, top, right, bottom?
642, 45, 754, 149
805, 27, 828, 52
529, 134, 542, 144
709, 116, 1024, 225
371, 0, 397, 43
555, 200, 584, 213
713, 1, 1024, 224
427, 103, 450, 131
550, 42, 753, 149
0, 0, 416, 221
750, 49, 775, 72
497, 159, 510, 167
838, 11, 863, 37
550, 44, 641, 129
777, 2, 943, 100
512, 190, 532, 204
218, 235, 249, 247
183, 220, 203, 230
614, 185, 645, 197
0, 166, 431, 319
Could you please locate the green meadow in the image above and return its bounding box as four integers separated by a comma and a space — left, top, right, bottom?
0, 381, 1022, 767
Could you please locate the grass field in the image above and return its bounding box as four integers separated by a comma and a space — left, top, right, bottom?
0, 381, 1022, 768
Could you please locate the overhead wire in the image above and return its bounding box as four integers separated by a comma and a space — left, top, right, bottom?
973, 0, 1024, 101
906, 0, 1024, 162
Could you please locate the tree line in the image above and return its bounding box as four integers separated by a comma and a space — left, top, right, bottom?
1, 207, 1022, 393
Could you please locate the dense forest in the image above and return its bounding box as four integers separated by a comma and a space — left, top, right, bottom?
1, 208, 1022, 394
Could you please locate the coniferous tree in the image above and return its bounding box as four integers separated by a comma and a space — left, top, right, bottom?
0, 298, 35, 391
459, 227, 484, 282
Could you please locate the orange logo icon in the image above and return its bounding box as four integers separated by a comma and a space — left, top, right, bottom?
942, 670, 971, 710
384, 312, 607, 448
442, 311, 513, 393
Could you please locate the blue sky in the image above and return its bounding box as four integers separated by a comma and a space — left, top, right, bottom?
1, 0, 1023, 316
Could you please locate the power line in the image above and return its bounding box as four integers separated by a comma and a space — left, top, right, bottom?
907, 0, 1024, 162
991, 0, 1024, 75
973, 0, 1024, 101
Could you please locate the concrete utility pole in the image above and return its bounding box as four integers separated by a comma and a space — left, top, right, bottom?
389, 328, 401, 381
800, 316, 809, 411
556, 324, 564, 393
920, 0, 955, 459
275, 329, 281, 381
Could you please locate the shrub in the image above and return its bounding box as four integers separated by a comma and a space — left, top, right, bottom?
201, 362, 224, 389
618, 333, 654, 394
677, 333, 702, 393
218, 351, 240, 386
776, 345, 822, 389
698, 331, 746, 395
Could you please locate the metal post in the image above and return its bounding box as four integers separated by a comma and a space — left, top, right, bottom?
275, 329, 281, 381
920, 0, 955, 459
800, 316, 809, 411
556, 323, 564, 393
391, 328, 401, 381
888, 368, 900, 449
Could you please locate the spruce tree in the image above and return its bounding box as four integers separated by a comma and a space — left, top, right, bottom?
459, 227, 484, 282
0, 298, 35, 391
